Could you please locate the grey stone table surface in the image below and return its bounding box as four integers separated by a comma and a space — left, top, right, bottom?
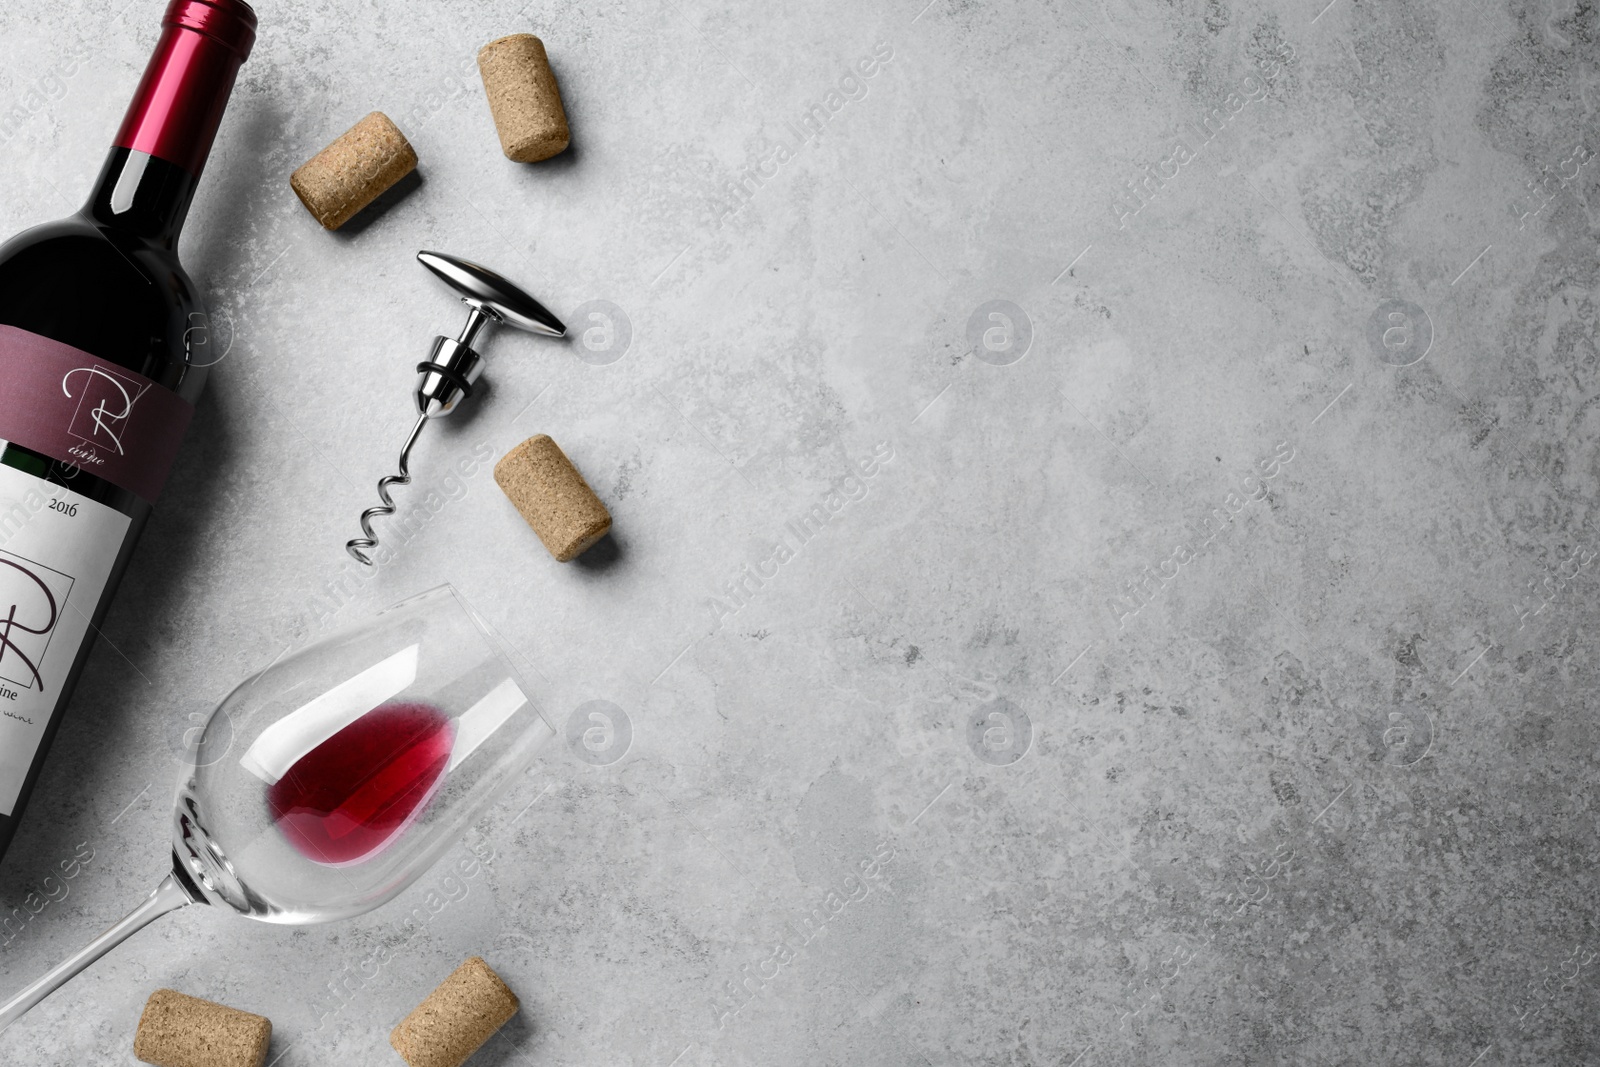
1, 0, 1598, 1063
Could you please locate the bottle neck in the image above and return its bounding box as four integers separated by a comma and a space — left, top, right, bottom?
85, 0, 256, 246
85, 148, 199, 247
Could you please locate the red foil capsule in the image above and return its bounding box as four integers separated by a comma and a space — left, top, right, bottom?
113, 0, 257, 178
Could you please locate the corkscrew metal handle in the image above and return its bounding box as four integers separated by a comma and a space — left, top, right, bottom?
345, 251, 566, 565
417, 251, 564, 337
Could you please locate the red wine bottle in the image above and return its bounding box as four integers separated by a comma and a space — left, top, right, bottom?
0, 0, 256, 864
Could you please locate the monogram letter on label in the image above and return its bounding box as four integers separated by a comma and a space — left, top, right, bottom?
0, 554, 71, 693
62, 366, 152, 459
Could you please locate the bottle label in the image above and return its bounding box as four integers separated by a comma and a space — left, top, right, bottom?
0, 325, 195, 503
0, 464, 131, 816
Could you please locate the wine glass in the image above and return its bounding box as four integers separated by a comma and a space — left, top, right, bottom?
0, 584, 552, 1030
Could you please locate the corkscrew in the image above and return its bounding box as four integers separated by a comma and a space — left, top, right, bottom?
346, 250, 566, 565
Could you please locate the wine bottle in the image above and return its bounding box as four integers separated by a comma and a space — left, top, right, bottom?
0, 0, 256, 864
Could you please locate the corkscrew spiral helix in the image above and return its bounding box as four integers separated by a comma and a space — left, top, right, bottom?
346, 414, 428, 565
345, 251, 566, 565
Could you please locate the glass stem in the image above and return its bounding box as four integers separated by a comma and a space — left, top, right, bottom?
0, 869, 199, 1033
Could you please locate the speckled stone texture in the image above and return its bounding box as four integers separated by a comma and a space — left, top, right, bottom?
0, 0, 1597, 1065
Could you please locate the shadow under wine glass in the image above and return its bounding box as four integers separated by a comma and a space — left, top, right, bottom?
0, 584, 552, 1031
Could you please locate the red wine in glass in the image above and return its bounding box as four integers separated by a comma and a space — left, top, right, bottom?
267, 702, 456, 866
0, 586, 548, 1035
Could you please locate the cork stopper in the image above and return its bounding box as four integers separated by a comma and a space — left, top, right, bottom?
389, 957, 520, 1067
133, 988, 272, 1067
290, 111, 418, 230
494, 435, 611, 562
477, 34, 570, 163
